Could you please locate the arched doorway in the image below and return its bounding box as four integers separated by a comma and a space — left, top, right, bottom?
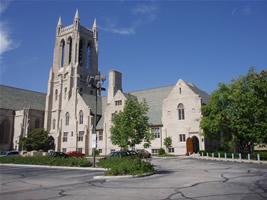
192, 136, 199, 153
186, 136, 200, 155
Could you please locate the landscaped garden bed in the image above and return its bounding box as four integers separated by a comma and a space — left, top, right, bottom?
0, 156, 92, 167
98, 157, 154, 176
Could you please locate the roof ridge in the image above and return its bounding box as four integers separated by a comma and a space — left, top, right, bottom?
129, 84, 174, 93
0, 84, 46, 95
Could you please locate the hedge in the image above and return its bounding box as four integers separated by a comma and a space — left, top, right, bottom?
98, 157, 154, 176
0, 156, 92, 167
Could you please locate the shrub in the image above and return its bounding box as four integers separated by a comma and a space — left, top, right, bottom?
93, 149, 100, 156
253, 151, 267, 160
158, 148, 166, 156
98, 157, 154, 176
0, 156, 91, 167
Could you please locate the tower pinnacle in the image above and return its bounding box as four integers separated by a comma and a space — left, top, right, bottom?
74, 9, 79, 19
57, 16, 62, 27
92, 18, 97, 29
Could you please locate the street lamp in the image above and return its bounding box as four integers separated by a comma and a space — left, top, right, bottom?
87, 73, 106, 167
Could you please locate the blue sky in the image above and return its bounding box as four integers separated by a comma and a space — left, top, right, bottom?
0, 0, 266, 94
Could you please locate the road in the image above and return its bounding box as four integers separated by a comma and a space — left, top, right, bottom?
0, 158, 267, 200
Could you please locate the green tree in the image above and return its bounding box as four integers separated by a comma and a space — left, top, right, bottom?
164, 136, 172, 150
200, 84, 232, 151
20, 128, 55, 151
111, 97, 153, 150
201, 69, 267, 154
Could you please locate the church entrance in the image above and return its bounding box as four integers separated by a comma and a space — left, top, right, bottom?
186, 136, 199, 155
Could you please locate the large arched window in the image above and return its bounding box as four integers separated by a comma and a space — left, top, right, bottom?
60, 39, 65, 67
79, 110, 83, 124
0, 119, 10, 144
79, 39, 83, 66
177, 103, 185, 120
35, 119, 40, 128
65, 112, 70, 126
55, 89, 58, 101
86, 43, 91, 69
67, 37, 72, 64
52, 119, 56, 130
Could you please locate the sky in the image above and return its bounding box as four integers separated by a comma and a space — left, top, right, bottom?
0, 0, 266, 94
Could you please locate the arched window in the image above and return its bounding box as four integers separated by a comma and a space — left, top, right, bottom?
35, 119, 40, 128
55, 89, 58, 101
65, 112, 70, 126
52, 119, 56, 130
64, 87, 67, 99
79, 39, 83, 66
67, 37, 72, 64
86, 43, 91, 69
0, 119, 10, 144
177, 103, 185, 120
79, 110, 83, 124
60, 39, 65, 67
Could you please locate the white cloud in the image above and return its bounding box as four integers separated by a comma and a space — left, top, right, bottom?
100, 3, 159, 35
0, 0, 9, 15
0, 0, 18, 78
0, 1, 17, 56
132, 4, 158, 15
99, 25, 135, 35
232, 5, 252, 16
0, 23, 13, 55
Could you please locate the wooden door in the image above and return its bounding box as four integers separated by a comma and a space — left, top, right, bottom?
186, 137, 193, 155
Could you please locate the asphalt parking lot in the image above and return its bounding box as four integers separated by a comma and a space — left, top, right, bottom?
0, 158, 266, 200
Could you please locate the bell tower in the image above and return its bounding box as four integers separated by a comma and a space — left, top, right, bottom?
44, 10, 99, 148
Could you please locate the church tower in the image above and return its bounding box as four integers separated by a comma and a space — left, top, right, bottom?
44, 10, 99, 151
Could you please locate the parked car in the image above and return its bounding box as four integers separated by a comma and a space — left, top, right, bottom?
136, 149, 151, 158
0, 151, 20, 157
109, 151, 130, 158
66, 151, 85, 158
47, 151, 68, 158
127, 150, 138, 157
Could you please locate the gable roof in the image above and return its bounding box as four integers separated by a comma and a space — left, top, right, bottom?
130, 85, 173, 125
0, 85, 46, 111
187, 83, 210, 104
81, 94, 103, 115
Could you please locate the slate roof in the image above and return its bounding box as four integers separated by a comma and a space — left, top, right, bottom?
96, 96, 107, 129
187, 83, 210, 104
0, 85, 46, 111
81, 94, 103, 115
96, 86, 173, 129
96, 82, 210, 129
1, 81, 209, 129
130, 86, 173, 125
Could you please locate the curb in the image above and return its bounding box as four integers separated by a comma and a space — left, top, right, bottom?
93, 171, 155, 180
0, 163, 107, 171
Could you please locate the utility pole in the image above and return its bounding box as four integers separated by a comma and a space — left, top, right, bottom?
87, 73, 105, 167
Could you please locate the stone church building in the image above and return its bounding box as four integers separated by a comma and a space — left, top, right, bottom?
0, 11, 209, 155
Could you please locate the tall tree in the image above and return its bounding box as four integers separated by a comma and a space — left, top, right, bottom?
20, 128, 55, 151
111, 97, 153, 150
201, 69, 267, 154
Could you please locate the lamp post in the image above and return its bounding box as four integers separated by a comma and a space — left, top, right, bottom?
87, 73, 105, 167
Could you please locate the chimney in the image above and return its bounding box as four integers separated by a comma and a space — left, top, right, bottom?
107, 70, 122, 104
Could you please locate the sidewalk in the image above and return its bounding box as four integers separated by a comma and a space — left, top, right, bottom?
0, 163, 107, 171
